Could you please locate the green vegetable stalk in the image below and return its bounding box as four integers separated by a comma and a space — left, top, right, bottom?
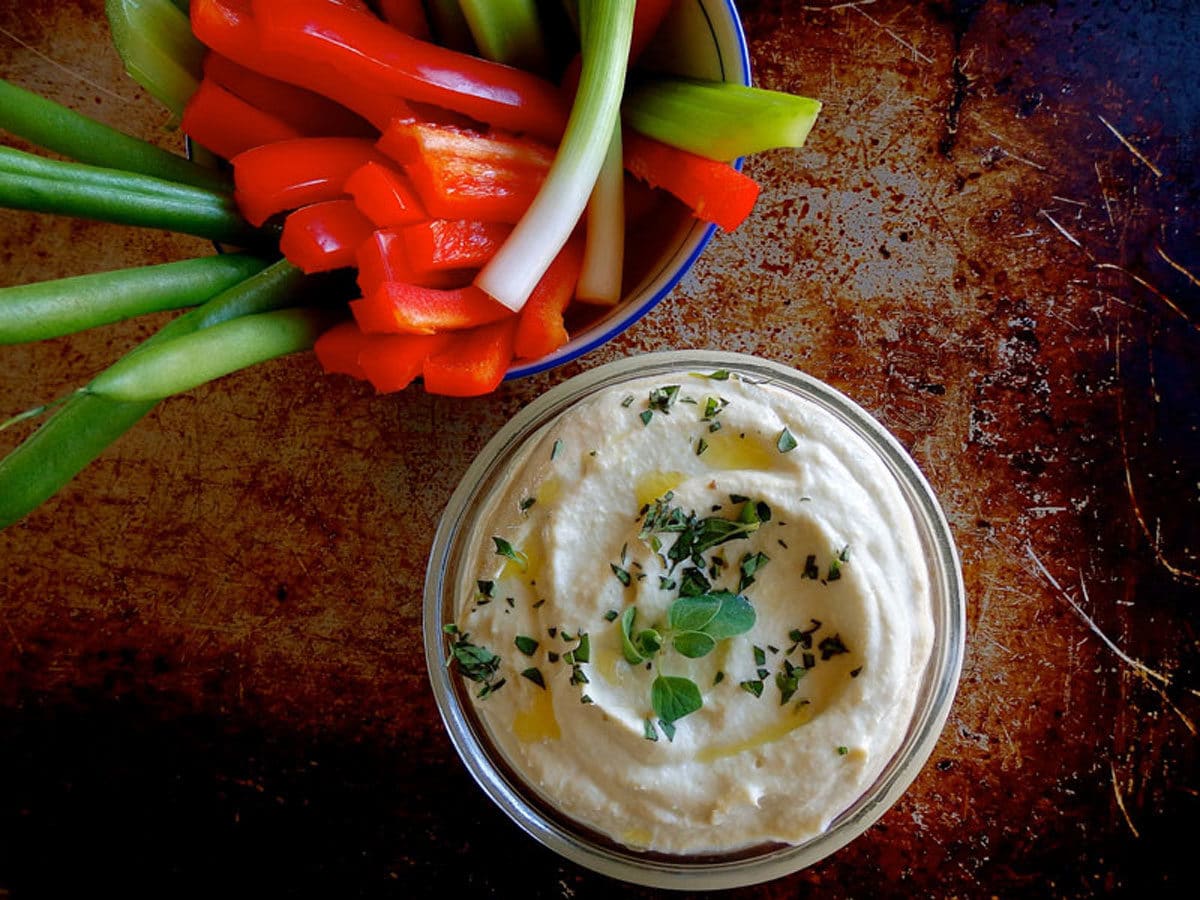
0, 254, 268, 344
0, 260, 311, 530
623, 78, 823, 161
105, 0, 205, 116
0, 78, 230, 193
475, 0, 636, 311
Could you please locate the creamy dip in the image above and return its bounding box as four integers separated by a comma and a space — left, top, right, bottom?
448, 369, 934, 854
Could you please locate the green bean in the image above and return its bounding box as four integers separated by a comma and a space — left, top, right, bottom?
0, 78, 230, 193
87, 306, 341, 403
0, 259, 310, 530
0, 254, 269, 344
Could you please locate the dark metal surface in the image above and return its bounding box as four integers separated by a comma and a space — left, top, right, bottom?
1, 1, 1198, 897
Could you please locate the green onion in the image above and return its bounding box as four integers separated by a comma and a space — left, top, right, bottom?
0, 260, 309, 530
0, 254, 269, 345
577, 124, 624, 305
0, 79, 230, 193
459, 0, 548, 75
623, 77, 823, 161
476, 0, 635, 311
105, 0, 205, 116
0, 146, 260, 245
86, 306, 339, 403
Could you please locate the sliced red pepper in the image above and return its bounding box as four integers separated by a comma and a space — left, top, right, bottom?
314, 319, 372, 379
181, 77, 304, 161
358, 332, 453, 393
252, 0, 569, 142
202, 52, 375, 137
378, 120, 551, 223
232, 136, 386, 226
422, 317, 517, 397
622, 131, 761, 232
400, 219, 512, 274
514, 235, 584, 360
280, 199, 376, 273
344, 160, 427, 227
350, 281, 512, 335
355, 227, 472, 295
191, 0, 410, 129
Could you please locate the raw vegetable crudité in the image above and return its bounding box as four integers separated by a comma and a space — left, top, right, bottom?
0, 0, 822, 528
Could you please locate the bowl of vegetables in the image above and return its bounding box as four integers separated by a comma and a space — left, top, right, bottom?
0, 0, 821, 526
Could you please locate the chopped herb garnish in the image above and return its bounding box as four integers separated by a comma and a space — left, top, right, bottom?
621, 394, 635, 408
776, 659, 804, 704
803, 554, 820, 580
639, 410, 653, 426
521, 667, 546, 689
492, 536, 528, 571
532, 598, 546, 609
740, 679, 764, 698
573, 633, 591, 664
659, 719, 677, 742
581, 694, 594, 704
449, 633, 504, 698
850, 666, 863, 678
702, 369, 731, 380
819, 634, 850, 659
648, 384, 681, 412
695, 437, 708, 456
551, 439, 563, 460
611, 563, 632, 587
603, 609, 619, 622
837, 745, 849, 756
738, 551, 770, 591
570, 665, 589, 685
777, 427, 798, 453
709, 420, 723, 433
548, 651, 560, 663
643, 718, 659, 741
519, 496, 536, 513
442, 623, 459, 635
477, 580, 495, 598
753, 645, 767, 667
714, 671, 725, 685
828, 545, 850, 581
514, 635, 539, 656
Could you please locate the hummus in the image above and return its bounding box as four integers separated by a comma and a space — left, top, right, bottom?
448, 369, 934, 854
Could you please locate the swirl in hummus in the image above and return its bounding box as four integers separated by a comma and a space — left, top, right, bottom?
447, 369, 934, 854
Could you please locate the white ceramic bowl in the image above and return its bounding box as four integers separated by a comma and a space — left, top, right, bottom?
425, 351, 966, 890
505, 0, 752, 379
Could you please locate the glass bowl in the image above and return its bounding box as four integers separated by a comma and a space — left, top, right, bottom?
505, 0, 752, 379
424, 351, 966, 890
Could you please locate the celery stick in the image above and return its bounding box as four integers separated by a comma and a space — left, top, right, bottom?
0, 79, 230, 193
106, 0, 205, 116
459, 0, 548, 74
623, 78, 823, 162
476, 0, 635, 312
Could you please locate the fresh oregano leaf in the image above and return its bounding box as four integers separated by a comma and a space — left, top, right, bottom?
652, 675, 703, 724
672, 630, 717, 658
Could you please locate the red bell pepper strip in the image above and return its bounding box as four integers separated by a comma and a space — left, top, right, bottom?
358, 331, 453, 393
400, 219, 512, 274
378, 120, 552, 224
202, 52, 375, 137
279, 199, 376, 273
622, 131, 761, 232
355, 227, 471, 295
344, 160, 427, 227
231, 136, 387, 226
181, 77, 304, 161
350, 281, 512, 334
314, 319, 372, 378
191, 0, 410, 130
514, 235, 584, 360
422, 316, 517, 397
251, 0, 570, 143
